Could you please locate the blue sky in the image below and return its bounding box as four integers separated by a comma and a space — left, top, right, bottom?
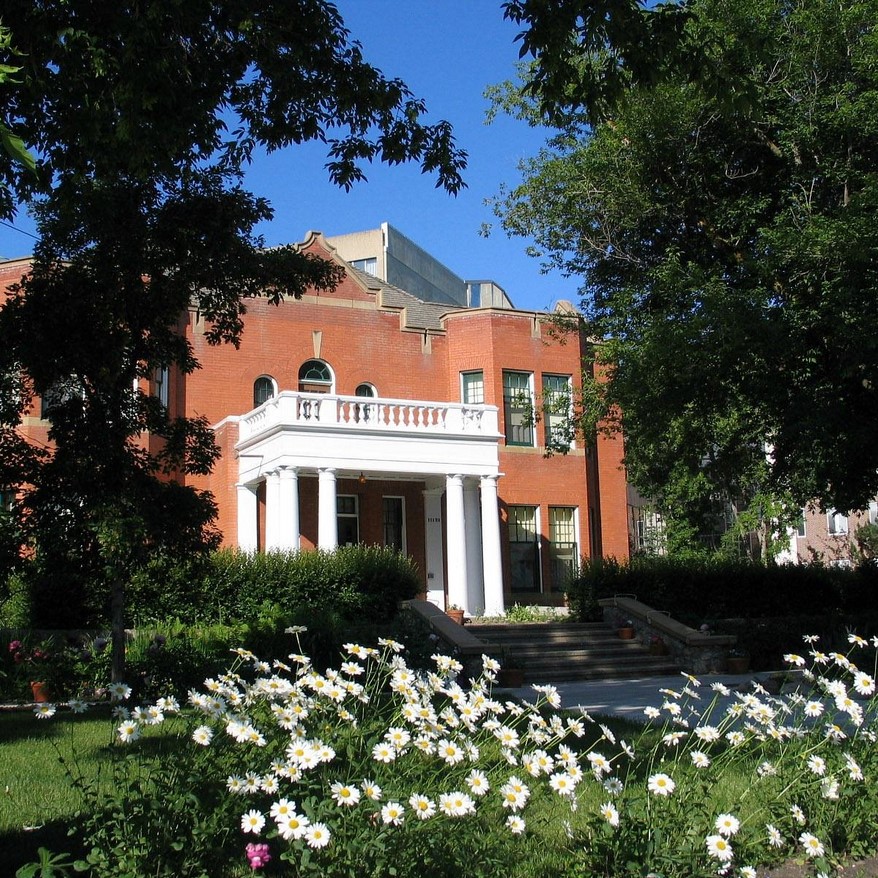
0, 1, 579, 312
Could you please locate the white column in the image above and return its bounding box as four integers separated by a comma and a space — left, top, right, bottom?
445, 474, 468, 613
423, 488, 446, 608
236, 483, 259, 552
278, 466, 300, 551
464, 479, 485, 615
480, 475, 505, 616
264, 469, 281, 551
317, 467, 338, 550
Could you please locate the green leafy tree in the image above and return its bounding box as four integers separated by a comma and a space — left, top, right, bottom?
0, 1, 466, 672
493, 0, 878, 550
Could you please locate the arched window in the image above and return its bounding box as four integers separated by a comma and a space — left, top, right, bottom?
355, 383, 377, 398
298, 360, 333, 393
253, 375, 276, 407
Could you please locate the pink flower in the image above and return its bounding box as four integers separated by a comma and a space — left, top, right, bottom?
245, 843, 271, 870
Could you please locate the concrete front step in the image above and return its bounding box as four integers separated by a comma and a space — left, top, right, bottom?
467, 621, 680, 682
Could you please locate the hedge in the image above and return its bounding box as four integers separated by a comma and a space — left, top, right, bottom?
566, 555, 878, 625
125, 545, 422, 626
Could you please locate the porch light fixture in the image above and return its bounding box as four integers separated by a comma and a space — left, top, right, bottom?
358, 472, 367, 485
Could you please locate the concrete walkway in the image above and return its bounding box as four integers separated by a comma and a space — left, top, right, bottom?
501, 672, 764, 721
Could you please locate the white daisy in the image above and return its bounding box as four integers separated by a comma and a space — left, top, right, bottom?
647, 773, 675, 796
600, 802, 620, 827
304, 822, 331, 849
799, 832, 824, 858
705, 834, 734, 862
715, 813, 740, 837
408, 794, 436, 820
380, 802, 405, 826
241, 810, 265, 834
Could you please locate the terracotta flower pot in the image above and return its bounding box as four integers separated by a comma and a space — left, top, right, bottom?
617, 626, 635, 640
726, 655, 750, 674
30, 681, 51, 703
446, 609, 465, 625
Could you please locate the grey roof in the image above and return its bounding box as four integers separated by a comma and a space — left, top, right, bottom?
346, 265, 451, 331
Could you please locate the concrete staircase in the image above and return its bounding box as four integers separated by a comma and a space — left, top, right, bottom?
466, 620, 680, 682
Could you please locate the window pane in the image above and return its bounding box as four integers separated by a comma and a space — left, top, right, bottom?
337, 495, 359, 546
508, 505, 540, 592
549, 507, 577, 587
503, 371, 534, 446
253, 376, 275, 407
828, 510, 848, 535
351, 257, 377, 276
542, 374, 571, 447
461, 371, 484, 404
299, 360, 332, 393
383, 497, 405, 551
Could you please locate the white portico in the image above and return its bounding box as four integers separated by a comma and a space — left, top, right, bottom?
231, 391, 504, 616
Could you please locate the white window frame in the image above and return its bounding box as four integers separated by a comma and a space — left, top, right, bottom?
253, 375, 277, 408
502, 370, 535, 447
382, 496, 406, 553
299, 359, 335, 394
827, 509, 848, 536
542, 373, 574, 449
549, 506, 579, 588
461, 370, 485, 405
337, 494, 359, 546
507, 504, 542, 592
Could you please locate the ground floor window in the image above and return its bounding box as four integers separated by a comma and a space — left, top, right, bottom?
549, 506, 578, 587
508, 505, 540, 592
383, 496, 405, 552
337, 495, 359, 546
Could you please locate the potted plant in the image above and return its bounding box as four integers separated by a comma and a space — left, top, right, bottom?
445, 603, 465, 625
616, 616, 635, 640
7, 635, 95, 703
726, 648, 751, 674
649, 634, 668, 656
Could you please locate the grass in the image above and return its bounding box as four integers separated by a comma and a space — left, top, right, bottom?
2, 648, 874, 878
0, 708, 115, 875
0, 706, 643, 877
0, 704, 710, 878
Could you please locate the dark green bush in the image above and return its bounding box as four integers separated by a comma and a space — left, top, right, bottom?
566, 555, 878, 627
126, 545, 421, 626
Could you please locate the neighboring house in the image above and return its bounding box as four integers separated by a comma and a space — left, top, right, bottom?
776, 502, 878, 567
2, 227, 631, 616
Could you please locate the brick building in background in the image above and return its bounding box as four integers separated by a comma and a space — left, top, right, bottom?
2, 224, 631, 615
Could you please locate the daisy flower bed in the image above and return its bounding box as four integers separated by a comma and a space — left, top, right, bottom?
22, 631, 878, 878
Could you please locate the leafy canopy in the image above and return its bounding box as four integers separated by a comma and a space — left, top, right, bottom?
493, 0, 878, 536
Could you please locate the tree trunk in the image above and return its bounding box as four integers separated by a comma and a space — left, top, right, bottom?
110, 574, 125, 683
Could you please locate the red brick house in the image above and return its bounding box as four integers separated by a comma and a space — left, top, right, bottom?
2, 227, 631, 615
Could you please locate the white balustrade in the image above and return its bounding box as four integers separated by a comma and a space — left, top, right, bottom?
238, 391, 497, 442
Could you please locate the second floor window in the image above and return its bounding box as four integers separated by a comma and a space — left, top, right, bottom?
253, 376, 276, 407
461, 371, 484, 405
503, 371, 534, 446
827, 510, 848, 535
542, 374, 573, 448
299, 360, 333, 394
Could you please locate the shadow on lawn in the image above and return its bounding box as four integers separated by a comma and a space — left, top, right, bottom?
0, 705, 115, 744
0, 820, 87, 876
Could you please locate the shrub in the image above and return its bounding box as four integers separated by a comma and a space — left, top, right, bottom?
126, 546, 421, 627
566, 555, 878, 626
